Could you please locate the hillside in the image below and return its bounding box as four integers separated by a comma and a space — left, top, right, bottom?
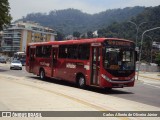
18, 7, 145, 35
98, 5, 160, 42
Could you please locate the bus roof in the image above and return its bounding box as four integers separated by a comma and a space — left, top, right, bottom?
14, 52, 26, 55
28, 38, 134, 46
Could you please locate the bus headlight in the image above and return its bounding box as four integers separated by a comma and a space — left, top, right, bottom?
130, 77, 135, 81
101, 74, 111, 82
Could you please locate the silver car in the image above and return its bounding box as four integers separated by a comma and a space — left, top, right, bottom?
10, 60, 22, 70
0, 57, 7, 64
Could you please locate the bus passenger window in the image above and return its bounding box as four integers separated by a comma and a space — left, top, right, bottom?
78, 44, 90, 60
36, 46, 42, 57
44, 46, 51, 58
59, 45, 68, 58
68, 45, 78, 59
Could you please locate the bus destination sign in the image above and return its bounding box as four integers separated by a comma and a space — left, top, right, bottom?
106, 40, 133, 47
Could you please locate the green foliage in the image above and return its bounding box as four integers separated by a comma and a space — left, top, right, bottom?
155, 53, 160, 66
55, 31, 65, 41
97, 5, 160, 63
19, 7, 144, 35
16, 5, 160, 63
0, 0, 12, 30
73, 31, 81, 38
87, 31, 93, 38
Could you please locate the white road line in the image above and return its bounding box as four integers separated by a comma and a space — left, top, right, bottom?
143, 82, 160, 89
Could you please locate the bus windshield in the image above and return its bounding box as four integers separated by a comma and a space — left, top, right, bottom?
103, 48, 135, 71
14, 52, 26, 60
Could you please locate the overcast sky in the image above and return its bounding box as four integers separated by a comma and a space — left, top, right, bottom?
9, 0, 160, 21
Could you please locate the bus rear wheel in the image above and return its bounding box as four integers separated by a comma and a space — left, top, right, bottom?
40, 69, 45, 80
77, 75, 86, 88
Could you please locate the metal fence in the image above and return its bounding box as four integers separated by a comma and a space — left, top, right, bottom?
136, 63, 160, 72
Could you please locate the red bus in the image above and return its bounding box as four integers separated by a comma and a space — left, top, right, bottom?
26, 38, 136, 89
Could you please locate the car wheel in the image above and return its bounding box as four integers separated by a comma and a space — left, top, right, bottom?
77, 75, 86, 88
40, 69, 45, 80
10, 67, 12, 70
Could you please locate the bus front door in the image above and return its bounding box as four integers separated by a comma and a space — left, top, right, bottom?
29, 48, 35, 73
91, 47, 100, 86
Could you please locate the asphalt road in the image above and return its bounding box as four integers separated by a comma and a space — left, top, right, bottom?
0, 64, 160, 108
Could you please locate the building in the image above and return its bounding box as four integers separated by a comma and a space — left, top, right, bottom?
153, 41, 160, 50
2, 21, 56, 56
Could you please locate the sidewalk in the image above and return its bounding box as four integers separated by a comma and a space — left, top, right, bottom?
0, 73, 160, 114
138, 72, 160, 81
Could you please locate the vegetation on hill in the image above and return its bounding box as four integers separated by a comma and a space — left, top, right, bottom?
97, 5, 160, 63
19, 7, 145, 35
17, 5, 160, 64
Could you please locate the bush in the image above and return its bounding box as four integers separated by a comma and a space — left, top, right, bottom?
155, 53, 160, 66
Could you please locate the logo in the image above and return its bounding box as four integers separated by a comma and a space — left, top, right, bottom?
40, 62, 50, 67
2, 112, 11, 117
66, 63, 76, 69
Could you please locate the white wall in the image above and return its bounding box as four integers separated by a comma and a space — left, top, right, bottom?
22, 30, 27, 52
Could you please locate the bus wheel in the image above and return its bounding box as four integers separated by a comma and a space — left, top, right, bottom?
40, 69, 45, 80
77, 75, 86, 88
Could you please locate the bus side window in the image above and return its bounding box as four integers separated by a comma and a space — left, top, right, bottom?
44, 46, 51, 58
59, 45, 68, 58
68, 45, 78, 59
36, 45, 51, 58
78, 44, 90, 60
36, 46, 42, 57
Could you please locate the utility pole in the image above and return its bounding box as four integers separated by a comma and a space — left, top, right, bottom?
137, 27, 160, 80
145, 35, 154, 63
128, 21, 147, 47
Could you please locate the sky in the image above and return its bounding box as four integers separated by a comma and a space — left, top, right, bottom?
8, 0, 160, 21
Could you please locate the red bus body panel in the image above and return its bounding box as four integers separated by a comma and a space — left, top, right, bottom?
26, 38, 135, 88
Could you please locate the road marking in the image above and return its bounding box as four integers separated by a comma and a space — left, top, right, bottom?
143, 83, 160, 89
139, 75, 160, 81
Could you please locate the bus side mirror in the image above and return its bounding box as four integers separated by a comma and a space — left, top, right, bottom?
135, 51, 138, 61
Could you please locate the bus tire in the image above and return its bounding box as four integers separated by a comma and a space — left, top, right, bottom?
40, 69, 45, 80
77, 75, 86, 88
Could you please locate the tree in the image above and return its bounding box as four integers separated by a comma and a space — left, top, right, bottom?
155, 53, 160, 66
87, 31, 93, 38
0, 0, 12, 30
73, 31, 80, 38
55, 31, 65, 41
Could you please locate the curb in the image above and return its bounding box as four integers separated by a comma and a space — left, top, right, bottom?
139, 75, 160, 81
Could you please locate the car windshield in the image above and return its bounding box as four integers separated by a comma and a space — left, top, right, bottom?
12, 61, 21, 64
0, 58, 5, 60
103, 48, 135, 70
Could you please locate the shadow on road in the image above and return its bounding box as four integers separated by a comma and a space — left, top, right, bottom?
0, 69, 8, 72
26, 76, 134, 95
